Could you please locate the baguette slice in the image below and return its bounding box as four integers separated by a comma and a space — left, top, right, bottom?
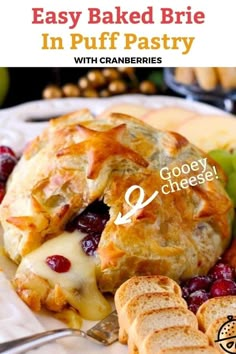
193, 67, 218, 91
175, 67, 195, 86
206, 316, 236, 353
157, 346, 219, 354
118, 292, 187, 344
128, 307, 198, 354
114, 275, 182, 314
140, 326, 209, 354
196, 296, 236, 331
216, 67, 236, 91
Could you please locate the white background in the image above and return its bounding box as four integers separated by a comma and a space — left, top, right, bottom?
0, 0, 235, 67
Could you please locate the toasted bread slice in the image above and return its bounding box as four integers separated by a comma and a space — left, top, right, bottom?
196, 296, 236, 331
140, 326, 209, 354
128, 307, 198, 354
193, 67, 218, 91
114, 275, 182, 314
175, 67, 195, 86
216, 67, 236, 91
157, 346, 219, 354
118, 292, 187, 344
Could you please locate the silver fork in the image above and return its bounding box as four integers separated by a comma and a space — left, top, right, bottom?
0, 311, 119, 354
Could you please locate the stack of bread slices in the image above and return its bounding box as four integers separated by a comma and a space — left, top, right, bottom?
114, 275, 219, 354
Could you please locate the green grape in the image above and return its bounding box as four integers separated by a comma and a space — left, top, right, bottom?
0, 68, 9, 106
232, 151, 236, 172
208, 149, 233, 176
226, 171, 236, 208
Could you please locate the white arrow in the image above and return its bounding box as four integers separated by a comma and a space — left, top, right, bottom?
114, 185, 159, 225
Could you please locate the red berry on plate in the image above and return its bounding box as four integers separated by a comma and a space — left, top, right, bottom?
181, 286, 190, 300
208, 262, 234, 281
0, 154, 17, 182
188, 303, 199, 314
81, 233, 101, 256
66, 200, 109, 234
188, 289, 210, 306
46, 255, 71, 273
0, 145, 16, 158
0, 182, 5, 203
210, 279, 236, 297
187, 276, 212, 293
75, 210, 109, 234
188, 290, 210, 313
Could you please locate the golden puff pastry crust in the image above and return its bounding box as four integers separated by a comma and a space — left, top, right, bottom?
0, 109, 234, 305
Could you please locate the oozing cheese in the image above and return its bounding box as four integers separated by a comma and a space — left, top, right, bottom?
16, 231, 111, 320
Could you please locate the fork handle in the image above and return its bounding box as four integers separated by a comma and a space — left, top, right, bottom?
0, 328, 86, 354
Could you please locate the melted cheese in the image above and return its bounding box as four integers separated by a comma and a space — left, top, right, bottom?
17, 231, 111, 320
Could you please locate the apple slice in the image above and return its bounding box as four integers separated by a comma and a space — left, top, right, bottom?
98, 103, 151, 120
177, 114, 236, 152
143, 106, 197, 131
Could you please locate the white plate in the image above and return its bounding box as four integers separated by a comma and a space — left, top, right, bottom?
0, 94, 229, 156
0, 95, 229, 354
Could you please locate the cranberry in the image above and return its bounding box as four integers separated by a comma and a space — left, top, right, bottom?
81, 233, 100, 256
46, 255, 71, 273
0, 146, 16, 158
0, 182, 5, 203
66, 200, 109, 234
75, 210, 109, 234
188, 303, 199, 314
0, 154, 17, 182
187, 290, 210, 313
210, 279, 236, 297
66, 200, 110, 256
188, 289, 210, 307
208, 262, 234, 281
187, 276, 212, 293
181, 286, 190, 300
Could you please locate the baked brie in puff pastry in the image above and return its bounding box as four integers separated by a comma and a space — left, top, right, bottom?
0, 109, 234, 321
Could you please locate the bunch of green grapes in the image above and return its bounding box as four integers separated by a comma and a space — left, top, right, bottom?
209, 149, 236, 206
209, 149, 236, 235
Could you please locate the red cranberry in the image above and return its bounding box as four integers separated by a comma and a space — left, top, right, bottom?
208, 262, 234, 281
46, 255, 71, 273
0, 182, 5, 203
181, 286, 190, 300
66, 200, 109, 234
0, 154, 17, 182
75, 210, 109, 234
188, 290, 210, 313
81, 233, 100, 256
0, 146, 16, 158
188, 289, 210, 307
188, 303, 199, 314
210, 279, 236, 297
187, 276, 212, 293
66, 200, 110, 256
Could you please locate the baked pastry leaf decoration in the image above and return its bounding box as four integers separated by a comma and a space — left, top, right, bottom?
57, 124, 149, 179
98, 241, 126, 270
